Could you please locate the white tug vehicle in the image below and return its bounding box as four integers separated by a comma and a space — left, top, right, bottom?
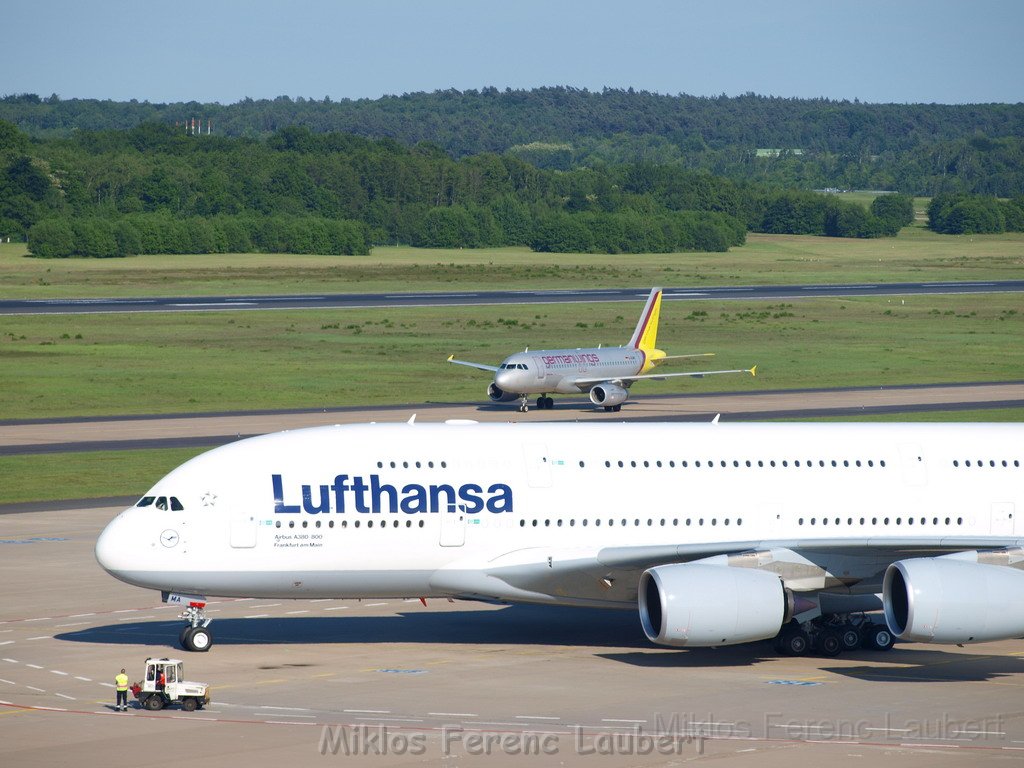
131, 657, 210, 711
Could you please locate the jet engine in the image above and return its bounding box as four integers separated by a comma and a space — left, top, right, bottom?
883, 557, 1024, 644
589, 384, 628, 407
639, 564, 788, 647
487, 383, 518, 402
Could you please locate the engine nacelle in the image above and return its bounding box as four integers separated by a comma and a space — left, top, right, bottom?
639, 564, 786, 647
487, 383, 518, 402
883, 557, 1024, 644
589, 383, 627, 407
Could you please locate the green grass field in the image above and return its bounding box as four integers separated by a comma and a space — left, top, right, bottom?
0, 448, 206, 506
2, 229, 1022, 299
2, 293, 1022, 419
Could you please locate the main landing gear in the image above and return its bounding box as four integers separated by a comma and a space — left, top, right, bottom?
773, 615, 895, 658
178, 602, 213, 652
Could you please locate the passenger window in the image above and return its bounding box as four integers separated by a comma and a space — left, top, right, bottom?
170, 497, 184, 512
156, 497, 168, 511
137, 496, 155, 508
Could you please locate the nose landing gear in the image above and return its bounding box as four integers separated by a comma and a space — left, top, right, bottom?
178, 602, 213, 652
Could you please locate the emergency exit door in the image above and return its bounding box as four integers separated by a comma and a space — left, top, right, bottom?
230, 509, 257, 548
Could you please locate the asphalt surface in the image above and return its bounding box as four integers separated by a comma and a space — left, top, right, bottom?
3, 280, 1024, 315
2, 504, 1024, 767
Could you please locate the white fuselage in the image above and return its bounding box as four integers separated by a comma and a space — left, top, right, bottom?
96, 421, 1024, 608
495, 347, 646, 395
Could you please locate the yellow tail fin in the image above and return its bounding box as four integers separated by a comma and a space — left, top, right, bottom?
628, 288, 662, 350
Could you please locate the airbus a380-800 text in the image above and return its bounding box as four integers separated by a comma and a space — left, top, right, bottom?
97, 419, 1024, 657
447, 288, 755, 412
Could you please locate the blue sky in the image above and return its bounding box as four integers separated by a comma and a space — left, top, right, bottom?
6, 0, 1023, 104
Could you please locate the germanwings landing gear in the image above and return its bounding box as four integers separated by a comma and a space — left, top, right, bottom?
178, 602, 213, 652
773, 614, 894, 657
535, 395, 554, 410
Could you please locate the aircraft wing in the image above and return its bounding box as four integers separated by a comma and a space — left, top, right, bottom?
447, 354, 500, 373
570, 365, 756, 387
429, 536, 1024, 605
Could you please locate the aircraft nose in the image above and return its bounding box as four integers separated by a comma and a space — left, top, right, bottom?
494, 369, 516, 390
95, 510, 134, 577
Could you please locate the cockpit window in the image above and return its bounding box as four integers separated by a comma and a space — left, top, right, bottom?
137, 496, 155, 508
170, 497, 184, 512
155, 497, 168, 511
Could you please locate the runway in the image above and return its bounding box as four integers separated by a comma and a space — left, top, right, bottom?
2, 279, 1023, 315
2, 505, 1024, 767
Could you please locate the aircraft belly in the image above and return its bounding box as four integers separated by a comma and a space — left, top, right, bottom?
114, 569, 436, 599
553, 377, 584, 395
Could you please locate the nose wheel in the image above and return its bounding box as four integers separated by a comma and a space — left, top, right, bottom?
178, 603, 213, 652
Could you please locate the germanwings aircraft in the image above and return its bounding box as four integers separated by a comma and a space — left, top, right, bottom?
447, 288, 755, 412
96, 420, 1024, 656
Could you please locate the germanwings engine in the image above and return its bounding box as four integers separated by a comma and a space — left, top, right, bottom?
883, 555, 1024, 644
589, 383, 628, 408
638, 564, 790, 646
487, 383, 518, 402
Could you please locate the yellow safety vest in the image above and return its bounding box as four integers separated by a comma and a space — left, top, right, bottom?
115, 673, 129, 691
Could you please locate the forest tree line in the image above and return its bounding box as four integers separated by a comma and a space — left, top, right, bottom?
2, 120, 919, 257
2, 89, 1022, 196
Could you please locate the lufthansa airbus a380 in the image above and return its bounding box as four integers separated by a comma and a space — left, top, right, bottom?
97, 419, 1024, 657
447, 288, 755, 412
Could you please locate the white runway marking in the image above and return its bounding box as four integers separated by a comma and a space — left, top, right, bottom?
515, 715, 560, 720
0, 641, 12, 646
602, 718, 647, 723
27, 637, 50, 641
285, 610, 308, 615
26, 664, 42, 669
171, 302, 258, 307
265, 720, 320, 726
0, 679, 14, 685
323, 606, 348, 611
55, 693, 75, 700
243, 614, 268, 619
429, 712, 478, 717
27, 686, 45, 692
50, 670, 69, 676
344, 709, 390, 714
74, 676, 92, 682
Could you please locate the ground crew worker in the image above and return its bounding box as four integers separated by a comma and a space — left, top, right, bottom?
115, 668, 129, 711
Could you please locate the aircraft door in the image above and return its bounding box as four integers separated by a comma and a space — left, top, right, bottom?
524, 443, 552, 488
439, 505, 466, 547
532, 358, 545, 382
229, 508, 257, 548
898, 443, 927, 486
992, 502, 1014, 536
